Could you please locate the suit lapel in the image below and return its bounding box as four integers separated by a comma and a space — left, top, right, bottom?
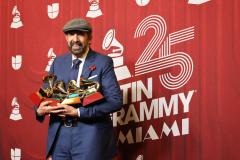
81, 49, 96, 78
63, 53, 72, 83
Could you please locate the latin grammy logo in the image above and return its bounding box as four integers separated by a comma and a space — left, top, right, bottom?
12, 55, 22, 70
9, 97, 22, 121
10, 6, 23, 29
47, 3, 59, 19
102, 29, 131, 81
45, 48, 56, 72
86, 0, 102, 18
11, 148, 21, 160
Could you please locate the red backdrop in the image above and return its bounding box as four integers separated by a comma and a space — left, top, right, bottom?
1, 0, 240, 160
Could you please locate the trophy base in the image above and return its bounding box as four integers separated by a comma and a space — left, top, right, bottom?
61, 97, 81, 105
42, 97, 81, 106
30, 92, 82, 106
42, 98, 60, 106
83, 92, 104, 106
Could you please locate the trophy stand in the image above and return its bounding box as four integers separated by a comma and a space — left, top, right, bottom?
30, 75, 104, 107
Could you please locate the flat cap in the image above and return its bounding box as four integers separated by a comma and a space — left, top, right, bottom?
63, 18, 92, 33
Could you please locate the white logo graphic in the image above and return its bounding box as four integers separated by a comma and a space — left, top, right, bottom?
47, 3, 59, 19
86, 0, 103, 18
188, 0, 210, 4
12, 55, 22, 70
136, 0, 150, 6
102, 29, 131, 81
136, 155, 143, 160
10, 6, 23, 29
134, 15, 194, 89
9, 97, 22, 121
11, 148, 21, 160
45, 48, 56, 72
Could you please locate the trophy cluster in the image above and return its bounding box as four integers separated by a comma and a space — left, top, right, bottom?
39, 74, 99, 101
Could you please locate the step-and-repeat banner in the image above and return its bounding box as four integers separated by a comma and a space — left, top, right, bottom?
1, 0, 240, 160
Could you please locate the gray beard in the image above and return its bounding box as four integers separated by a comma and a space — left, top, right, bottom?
71, 46, 84, 55
68, 40, 90, 56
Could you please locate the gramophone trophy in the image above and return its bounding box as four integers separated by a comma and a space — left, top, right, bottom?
30, 74, 103, 107
79, 78, 104, 106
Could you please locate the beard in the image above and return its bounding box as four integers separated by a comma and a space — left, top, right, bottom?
68, 41, 87, 56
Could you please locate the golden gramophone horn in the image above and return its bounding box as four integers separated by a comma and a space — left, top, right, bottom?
68, 80, 78, 91
42, 74, 57, 89
39, 87, 53, 98
94, 81, 100, 90
80, 78, 95, 86
68, 80, 85, 95
53, 80, 67, 94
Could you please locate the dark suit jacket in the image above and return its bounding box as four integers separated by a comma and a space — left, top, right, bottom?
36, 49, 122, 159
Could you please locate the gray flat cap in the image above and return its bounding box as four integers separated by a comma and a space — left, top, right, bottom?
63, 18, 92, 33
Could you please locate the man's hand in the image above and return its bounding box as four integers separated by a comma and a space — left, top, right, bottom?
47, 155, 52, 160
36, 101, 65, 116
50, 103, 78, 118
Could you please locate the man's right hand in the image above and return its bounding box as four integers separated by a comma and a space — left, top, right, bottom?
36, 101, 65, 116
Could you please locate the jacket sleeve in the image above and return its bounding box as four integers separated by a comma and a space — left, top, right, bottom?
34, 59, 55, 123
79, 58, 123, 119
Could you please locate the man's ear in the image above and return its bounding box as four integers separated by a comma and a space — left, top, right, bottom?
88, 34, 92, 45
65, 35, 68, 41
88, 33, 92, 41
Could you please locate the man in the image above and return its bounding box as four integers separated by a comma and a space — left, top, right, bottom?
35, 18, 122, 160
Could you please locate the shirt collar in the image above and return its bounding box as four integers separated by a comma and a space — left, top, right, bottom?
71, 48, 89, 64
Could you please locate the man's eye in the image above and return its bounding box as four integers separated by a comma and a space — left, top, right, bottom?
67, 31, 85, 36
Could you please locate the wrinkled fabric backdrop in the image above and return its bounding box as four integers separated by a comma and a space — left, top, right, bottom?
0, 0, 240, 160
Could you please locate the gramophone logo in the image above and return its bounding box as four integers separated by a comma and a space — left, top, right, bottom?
188, 0, 210, 4
10, 6, 23, 29
11, 148, 21, 160
9, 97, 22, 121
45, 48, 56, 72
12, 55, 22, 70
86, 0, 103, 18
135, 0, 150, 6
102, 29, 131, 81
47, 3, 59, 19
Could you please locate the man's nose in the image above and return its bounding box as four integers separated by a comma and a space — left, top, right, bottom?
72, 34, 79, 42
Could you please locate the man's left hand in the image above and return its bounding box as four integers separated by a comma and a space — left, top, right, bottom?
50, 103, 78, 117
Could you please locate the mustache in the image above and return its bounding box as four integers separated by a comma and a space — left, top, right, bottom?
70, 41, 83, 47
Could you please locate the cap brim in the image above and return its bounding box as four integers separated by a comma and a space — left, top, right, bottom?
63, 28, 91, 33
